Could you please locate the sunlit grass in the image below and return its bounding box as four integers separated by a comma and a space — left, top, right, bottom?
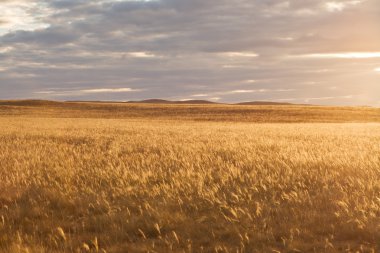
0, 104, 379, 253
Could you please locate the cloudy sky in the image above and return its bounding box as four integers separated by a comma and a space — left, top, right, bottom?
0, 0, 379, 105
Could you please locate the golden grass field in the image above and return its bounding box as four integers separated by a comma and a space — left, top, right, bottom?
0, 101, 380, 253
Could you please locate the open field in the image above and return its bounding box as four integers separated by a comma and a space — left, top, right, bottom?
0, 102, 380, 253
1, 100, 380, 123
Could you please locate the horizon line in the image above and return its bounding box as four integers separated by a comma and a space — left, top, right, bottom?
0, 98, 377, 108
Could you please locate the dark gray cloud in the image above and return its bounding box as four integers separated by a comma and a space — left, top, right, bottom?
0, 0, 379, 105
2, 26, 80, 45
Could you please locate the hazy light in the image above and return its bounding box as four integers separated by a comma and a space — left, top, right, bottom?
223, 52, 259, 58
296, 52, 380, 59
128, 52, 157, 58
375, 68, 380, 72
191, 94, 209, 97
34, 91, 55, 94
325, 2, 345, 12
231, 90, 257, 94
325, 1, 362, 12
226, 89, 268, 94
0, 2, 50, 35
304, 95, 353, 103
80, 88, 138, 93
244, 80, 257, 83
0, 47, 14, 53
277, 37, 294, 41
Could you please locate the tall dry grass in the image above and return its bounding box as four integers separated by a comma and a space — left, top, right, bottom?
1, 101, 380, 123
0, 104, 379, 252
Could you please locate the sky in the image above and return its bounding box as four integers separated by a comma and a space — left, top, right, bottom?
0, 0, 379, 105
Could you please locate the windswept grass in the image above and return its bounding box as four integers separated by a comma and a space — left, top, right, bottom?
0, 104, 379, 252
0, 101, 379, 122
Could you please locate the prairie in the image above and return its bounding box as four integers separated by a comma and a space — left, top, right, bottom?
0, 102, 379, 253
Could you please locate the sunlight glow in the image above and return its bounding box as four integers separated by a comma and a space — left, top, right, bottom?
0, 47, 13, 53
325, 2, 345, 12
80, 88, 138, 93
297, 52, 380, 59
325, 1, 362, 12
222, 89, 268, 95
223, 52, 259, 58
0, 2, 50, 35
304, 95, 353, 103
191, 94, 209, 97
244, 80, 257, 83
128, 52, 157, 58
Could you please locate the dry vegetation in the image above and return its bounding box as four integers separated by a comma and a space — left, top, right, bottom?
0, 102, 379, 253
1, 100, 380, 123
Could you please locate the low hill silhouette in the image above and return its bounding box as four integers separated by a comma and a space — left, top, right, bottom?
236, 101, 293, 105
0, 99, 63, 106
0, 99, 303, 106
127, 99, 296, 105
127, 99, 219, 105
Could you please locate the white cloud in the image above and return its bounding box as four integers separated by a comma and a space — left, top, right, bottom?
80, 88, 140, 93
0, 1, 50, 35
325, 2, 345, 12
222, 52, 259, 58
325, 1, 363, 12
191, 94, 209, 97
304, 95, 353, 103
34, 91, 55, 94
34, 87, 142, 96
293, 52, 380, 59
230, 90, 258, 94
0, 46, 14, 53
215, 90, 260, 95
277, 37, 294, 41
128, 52, 157, 58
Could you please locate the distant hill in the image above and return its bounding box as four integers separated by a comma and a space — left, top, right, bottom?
127, 99, 219, 105
0, 99, 302, 106
127, 99, 296, 105
236, 101, 294, 106
127, 99, 172, 104
0, 99, 63, 106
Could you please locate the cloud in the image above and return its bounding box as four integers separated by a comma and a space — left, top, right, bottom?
325, 1, 363, 12
0, 1, 51, 35
229, 90, 260, 94
2, 27, 79, 45
0, 0, 379, 105
304, 95, 353, 103
79, 87, 141, 93
0, 46, 13, 53
243, 80, 257, 83
187, 89, 295, 100
293, 52, 380, 59
191, 94, 209, 97
221, 52, 259, 58
34, 87, 142, 96
128, 52, 158, 58
0, 19, 9, 25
